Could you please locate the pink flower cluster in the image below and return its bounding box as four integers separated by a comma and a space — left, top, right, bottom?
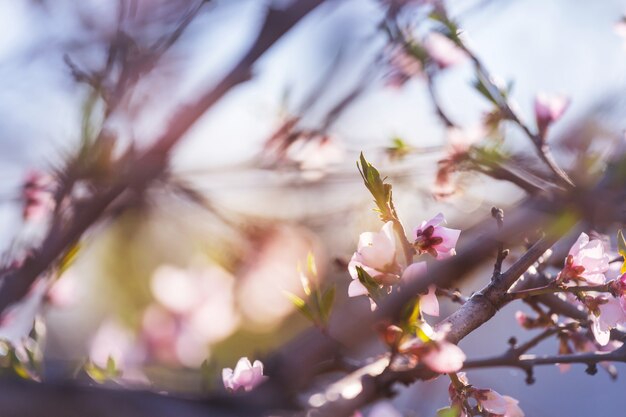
348, 214, 460, 316
347, 214, 464, 372
591, 273, 626, 346
413, 213, 461, 259
555, 233, 626, 345
348, 221, 401, 298
557, 233, 609, 285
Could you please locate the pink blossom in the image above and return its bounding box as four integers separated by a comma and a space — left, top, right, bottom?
434, 127, 484, 199
424, 32, 467, 69
413, 213, 461, 259
21, 170, 54, 221
348, 222, 399, 297
420, 285, 439, 317
448, 374, 524, 417
89, 319, 136, 370
147, 264, 239, 367
515, 311, 529, 328
420, 340, 466, 373
558, 233, 609, 285
400, 262, 438, 316
400, 323, 465, 373
474, 389, 525, 417
591, 297, 626, 346
476, 389, 507, 414
46, 273, 78, 307
609, 273, 626, 310
222, 357, 267, 392
534, 93, 570, 137
501, 395, 525, 417
385, 45, 423, 88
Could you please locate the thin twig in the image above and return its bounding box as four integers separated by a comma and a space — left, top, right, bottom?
490, 207, 507, 279
507, 283, 612, 301
425, 67, 456, 128
463, 344, 626, 371
464, 44, 574, 188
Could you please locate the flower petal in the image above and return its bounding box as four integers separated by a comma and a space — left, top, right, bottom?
348, 279, 369, 297
479, 390, 507, 414
421, 341, 465, 373
420, 285, 440, 317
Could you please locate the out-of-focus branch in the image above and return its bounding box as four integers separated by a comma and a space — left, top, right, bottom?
0, 377, 258, 417
473, 163, 548, 195
425, 67, 456, 128
0, 0, 326, 318
457, 40, 574, 189
506, 282, 612, 301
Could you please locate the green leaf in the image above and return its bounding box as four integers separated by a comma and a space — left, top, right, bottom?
106, 356, 117, 375
415, 323, 432, 343
11, 360, 31, 380
306, 252, 318, 278
298, 267, 312, 297
59, 243, 81, 275
84, 356, 120, 384
472, 77, 498, 106
84, 362, 108, 384
400, 297, 422, 334
405, 41, 428, 63
429, 11, 462, 44
320, 286, 336, 324
357, 153, 393, 221
284, 291, 316, 323
9, 349, 31, 380
356, 266, 384, 302
436, 406, 460, 417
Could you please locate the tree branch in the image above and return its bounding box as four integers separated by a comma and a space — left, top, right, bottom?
0, 0, 326, 317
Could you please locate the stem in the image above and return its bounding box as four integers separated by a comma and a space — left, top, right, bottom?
458, 42, 575, 189
473, 164, 545, 195
507, 283, 611, 301
436, 288, 468, 305
425, 67, 456, 128
491, 207, 507, 280
509, 326, 561, 357
448, 372, 465, 390
463, 345, 626, 371
393, 219, 416, 266
389, 197, 416, 266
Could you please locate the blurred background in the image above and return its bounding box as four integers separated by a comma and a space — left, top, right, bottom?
1, 0, 626, 415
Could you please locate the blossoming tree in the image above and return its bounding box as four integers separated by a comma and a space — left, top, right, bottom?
1, 1, 626, 417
